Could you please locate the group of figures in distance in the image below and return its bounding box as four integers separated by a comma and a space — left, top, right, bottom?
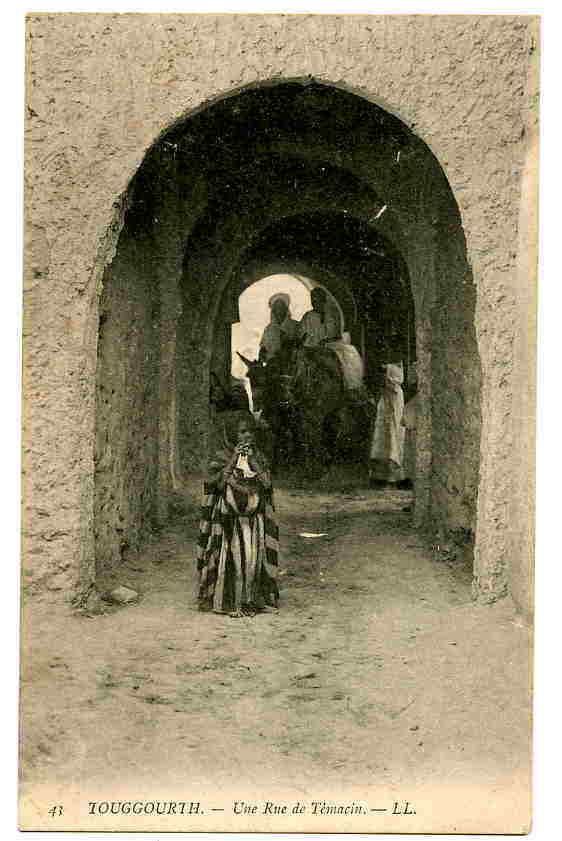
210, 226, 416, 481
239, 332, 374, 478
211, 300, 376, 479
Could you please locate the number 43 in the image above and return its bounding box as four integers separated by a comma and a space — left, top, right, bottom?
48, 805, 63, 817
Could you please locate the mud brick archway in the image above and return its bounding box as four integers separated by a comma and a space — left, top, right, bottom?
94, 81, 480, 588
23, 15, 538, 617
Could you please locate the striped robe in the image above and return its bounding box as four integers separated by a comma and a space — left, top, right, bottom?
196, 447, 279, 613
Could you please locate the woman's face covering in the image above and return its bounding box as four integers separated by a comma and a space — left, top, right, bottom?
237, 423, 255, 447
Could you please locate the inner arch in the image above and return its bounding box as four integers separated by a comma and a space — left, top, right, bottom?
94, 78, 481, 587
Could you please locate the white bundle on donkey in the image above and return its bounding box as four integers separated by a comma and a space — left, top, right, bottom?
327, 332, 365, 391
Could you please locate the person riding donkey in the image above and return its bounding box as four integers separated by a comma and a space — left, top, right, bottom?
259, 293, 302, 363
299, 286, 340, 347
240, 286, 372, 472
300, 286, 367, 399
298, 287, 373, 463
250, 294, 303, 469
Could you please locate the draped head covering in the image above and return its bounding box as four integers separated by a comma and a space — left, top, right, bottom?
197, 411, 279, 615
384, 362, 404, 391
370, 361, 405, 468
268, 292, 291, 312
219, 409, 256, 451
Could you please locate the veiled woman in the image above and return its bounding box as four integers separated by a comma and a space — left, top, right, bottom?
197, 411, 280, 617
369, 362, 406, 487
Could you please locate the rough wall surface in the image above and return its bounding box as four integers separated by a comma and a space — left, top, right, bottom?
23, 13, 537, 606
508, 19, 539, 619
431, 195, 481, 537
94, 226, 160, 579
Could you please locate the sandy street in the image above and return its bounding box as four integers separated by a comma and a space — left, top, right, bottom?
20, 475, 531, 829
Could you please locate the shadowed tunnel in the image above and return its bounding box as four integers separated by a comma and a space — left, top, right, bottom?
222, 211, 415, 395
93, 80, 481, 584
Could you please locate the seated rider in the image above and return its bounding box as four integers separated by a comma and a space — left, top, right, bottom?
301, 288, 365, 395
299, 287, 340, 347
259, 294, 302, 363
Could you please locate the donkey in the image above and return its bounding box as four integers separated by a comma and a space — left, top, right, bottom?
237, 337, 301, 472
239, 335, 369, 477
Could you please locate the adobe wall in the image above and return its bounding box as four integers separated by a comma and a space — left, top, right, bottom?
23, 13, 538, 609
508, 23, 539, 620
94, 224, 160, 578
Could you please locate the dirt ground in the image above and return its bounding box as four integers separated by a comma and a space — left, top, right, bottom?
19, 466, 532, 832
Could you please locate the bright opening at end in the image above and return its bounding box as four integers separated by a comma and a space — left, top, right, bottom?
231, 274, 313, 380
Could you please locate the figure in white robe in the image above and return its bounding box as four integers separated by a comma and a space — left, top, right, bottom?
369, 362, 405, 485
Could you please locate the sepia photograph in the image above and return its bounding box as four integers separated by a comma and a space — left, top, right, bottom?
18, 8, 540, 834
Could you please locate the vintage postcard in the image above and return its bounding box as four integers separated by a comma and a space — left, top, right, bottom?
19, 11, 538, 834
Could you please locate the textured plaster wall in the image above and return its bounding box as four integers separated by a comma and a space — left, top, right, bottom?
23, 13, 537, 606
94, 227, 160, 578
430, 194, 481, 537
507, 20, 539, 619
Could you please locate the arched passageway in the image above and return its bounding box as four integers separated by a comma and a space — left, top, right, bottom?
220, 212, 415, 398
93, 80, 480, 584
20, 17, 538, 823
